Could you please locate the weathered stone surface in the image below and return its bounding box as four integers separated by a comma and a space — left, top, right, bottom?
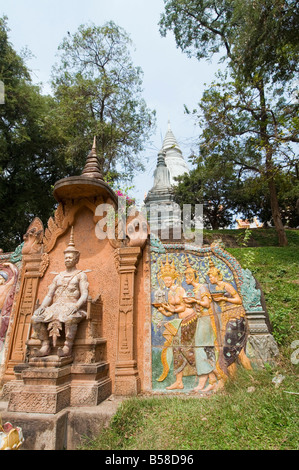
1, 396, 124, 450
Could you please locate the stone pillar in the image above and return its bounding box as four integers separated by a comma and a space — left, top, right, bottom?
114, 247, 141, 395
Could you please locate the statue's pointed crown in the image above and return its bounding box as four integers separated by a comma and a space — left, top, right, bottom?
159, 254, 178, 279
64, 226, 79, 254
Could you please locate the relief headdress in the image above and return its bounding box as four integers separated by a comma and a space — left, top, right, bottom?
157, 253, 180, 287
64, 227, 80, 256
184, 255, 198, 282
206, 254, 222, 280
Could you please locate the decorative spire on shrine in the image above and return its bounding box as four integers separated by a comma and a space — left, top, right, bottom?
81, 136, 103, 180
162, 120, 182, 154
160, 121, 189, 185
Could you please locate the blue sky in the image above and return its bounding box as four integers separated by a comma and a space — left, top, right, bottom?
1, 0, 221, 204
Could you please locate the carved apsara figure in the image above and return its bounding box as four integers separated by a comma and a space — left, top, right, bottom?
152, 251, 252, 393
155, 255, 191, 389
208, 266, 252, 374
183, 259, 218, 392
31, 228, 89, 358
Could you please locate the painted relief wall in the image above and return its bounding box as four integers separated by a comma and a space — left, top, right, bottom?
150, 239, 276, 393
0, 247, 21, 373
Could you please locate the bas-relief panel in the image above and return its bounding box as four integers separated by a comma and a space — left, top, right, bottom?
0, 259, 19, 366
150, 244, 252, 393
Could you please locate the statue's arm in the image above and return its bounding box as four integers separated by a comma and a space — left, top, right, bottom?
222, 282, 242, 304
76, 273, 89, 309
34, 277, 58, 314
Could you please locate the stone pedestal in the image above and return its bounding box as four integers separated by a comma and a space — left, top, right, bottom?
8, 359, 72, 414
246, 309, 279, 366
6, 355, 112, 414
70, 362, 111, 406
4, 293, 112, 413
1, 407, 69, 450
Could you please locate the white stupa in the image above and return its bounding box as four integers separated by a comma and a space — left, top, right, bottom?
161, 121, 189, 185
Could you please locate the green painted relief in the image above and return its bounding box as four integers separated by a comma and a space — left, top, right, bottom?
150, 241, 256, 392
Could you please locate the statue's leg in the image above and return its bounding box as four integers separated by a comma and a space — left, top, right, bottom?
31, 322, 51, 357
58, 322, 78, 357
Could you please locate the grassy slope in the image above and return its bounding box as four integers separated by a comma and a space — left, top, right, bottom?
81, 229, 299, 451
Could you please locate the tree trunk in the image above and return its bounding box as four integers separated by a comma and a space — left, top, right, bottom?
258, 80, 288, 246
267, 170, 288, 246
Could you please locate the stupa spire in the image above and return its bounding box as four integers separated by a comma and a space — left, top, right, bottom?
159, 121, 189, 185
162, 120, 181, 154
81, 136, 103, 180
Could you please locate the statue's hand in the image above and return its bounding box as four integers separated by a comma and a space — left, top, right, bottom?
34, 307, 45, 316
183, 297, 196, 304
163, 303, 175, 313
68, 305, 79, 316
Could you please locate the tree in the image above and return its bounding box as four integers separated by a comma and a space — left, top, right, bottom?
0, 17, 66, 251
174, 155, 238, 229
51, 22, 156, 183
194, 69, 298, 236
234, 170, 299, 228
160, 0, 299, 245
230, 0, 299, 83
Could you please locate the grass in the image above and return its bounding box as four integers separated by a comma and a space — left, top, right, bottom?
82, 369, 298, 450
81, 228, 299, 451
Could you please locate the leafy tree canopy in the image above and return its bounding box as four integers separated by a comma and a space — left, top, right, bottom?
0, 17, 67, 251
51, 21, 156, 182
160, 0, 299, 82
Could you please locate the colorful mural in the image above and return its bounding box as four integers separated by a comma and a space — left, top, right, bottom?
151, 241, 253, 392
0, 261, 19, 365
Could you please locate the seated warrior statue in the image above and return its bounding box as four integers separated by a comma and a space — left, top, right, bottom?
31, 228, 89, 358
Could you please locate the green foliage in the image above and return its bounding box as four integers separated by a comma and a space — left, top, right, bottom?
230, 0, 299, 83
160, 0, 299, 82
0, 18, 156, 251
229, 243, 299, 348
160, 0, 299, 247
51, 21, 156, 183
173, 156, 238, 229
0, 17, 67, 251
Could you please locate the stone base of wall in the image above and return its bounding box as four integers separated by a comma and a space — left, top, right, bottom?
0, 396, 123, 450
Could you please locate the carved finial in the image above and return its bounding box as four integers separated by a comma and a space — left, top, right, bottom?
92, 135, 96, 152
81, 137, 103, 180
69, 226, 75, 247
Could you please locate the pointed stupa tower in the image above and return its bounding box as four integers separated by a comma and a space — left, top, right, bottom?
161, 121, 189, 185
144, 150, 174, 204
144, 150, 179, 235
53, 137, 117, 204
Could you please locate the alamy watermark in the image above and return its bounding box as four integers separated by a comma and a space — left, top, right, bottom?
0, 80, 4, 104
94, 197, 204, 246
